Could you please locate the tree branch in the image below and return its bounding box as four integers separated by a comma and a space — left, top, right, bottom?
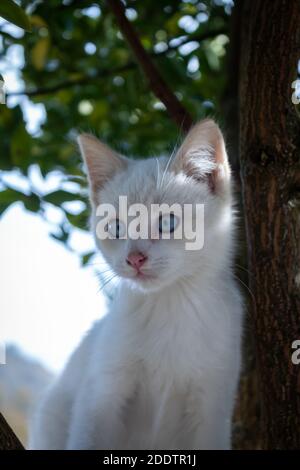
8, 63, 134, 98
7, 28, 225, 99
108, 0, 193, 132
0, 412, 24, 450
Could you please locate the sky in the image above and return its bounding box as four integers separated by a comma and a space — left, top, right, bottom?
0, 18, 107, 374
0, 202, 107, 373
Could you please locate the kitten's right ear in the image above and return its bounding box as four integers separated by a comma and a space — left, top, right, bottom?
172, 119, 230, 196
77, 134, 127, 204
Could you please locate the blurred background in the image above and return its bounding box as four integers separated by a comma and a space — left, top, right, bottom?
2, 0, 295, 448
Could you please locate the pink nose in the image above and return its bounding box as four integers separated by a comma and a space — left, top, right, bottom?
126, 252, 147, 271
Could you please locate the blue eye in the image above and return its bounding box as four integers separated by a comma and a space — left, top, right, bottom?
159, 213, 178, 234
107, 218, 126, 239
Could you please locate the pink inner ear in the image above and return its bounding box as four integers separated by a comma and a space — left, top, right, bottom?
77, 134, 127, 204
209, 136, 229, 193
173, 119, 230, 195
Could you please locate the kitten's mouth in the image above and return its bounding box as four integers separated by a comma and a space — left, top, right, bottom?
135, 271, 155, 281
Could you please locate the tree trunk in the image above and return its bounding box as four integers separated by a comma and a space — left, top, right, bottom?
239, 0, 300, 449
225, 0, 262, 450
0, 412, 24, 450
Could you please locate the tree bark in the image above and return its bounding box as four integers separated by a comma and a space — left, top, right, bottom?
222, 0, 242, 174
223, 0, 262, 450
239, 0, 300, 449
0, 412, 24, 450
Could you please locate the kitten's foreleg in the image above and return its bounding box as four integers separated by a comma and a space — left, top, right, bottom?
66, 366, 138, 450
29, 384, 73, 449
185, 378, 235, 450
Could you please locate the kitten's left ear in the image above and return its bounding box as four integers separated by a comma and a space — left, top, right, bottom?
172, 119, 230, 195
77, 133, 127, 205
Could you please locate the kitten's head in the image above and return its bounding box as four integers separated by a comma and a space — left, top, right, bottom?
78, 120, 232, 292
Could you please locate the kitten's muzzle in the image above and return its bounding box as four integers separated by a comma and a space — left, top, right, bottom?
126, 251, 148, 272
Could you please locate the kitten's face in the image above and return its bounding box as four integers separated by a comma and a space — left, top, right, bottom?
78, 120, 232, 293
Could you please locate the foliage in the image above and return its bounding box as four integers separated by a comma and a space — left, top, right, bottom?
0, 0, 231, 262
0, 0, 31, 32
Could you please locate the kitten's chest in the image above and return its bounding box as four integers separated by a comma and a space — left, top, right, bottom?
122, 362, 197, 449
113, 285, 235, 449
131, 291, 225, 379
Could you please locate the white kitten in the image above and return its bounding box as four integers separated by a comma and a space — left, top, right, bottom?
30, 119, 243, 450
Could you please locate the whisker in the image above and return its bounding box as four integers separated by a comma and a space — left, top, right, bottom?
93, 268, 114, 275
234, 263, 253, 276
155, 157, 161, 190
159, 139, 180, 190
97, 273, 119, 293
203, 260, 255, 303
232, 273, 255, 303
159, 125, 184, 192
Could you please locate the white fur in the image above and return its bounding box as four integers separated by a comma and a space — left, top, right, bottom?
30, 121, 243, 450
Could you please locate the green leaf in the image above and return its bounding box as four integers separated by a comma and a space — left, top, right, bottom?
31, 37, 50, 70
65, 209, 89, 230
0, 0, 31, 32
50, 226, 69, 244
0, 187, 23, 203
0, 188, 24, 215
81, 251, 95, 267
43, 190, 82, 206
10, 124, 32, 170
23, 193, 40, 212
